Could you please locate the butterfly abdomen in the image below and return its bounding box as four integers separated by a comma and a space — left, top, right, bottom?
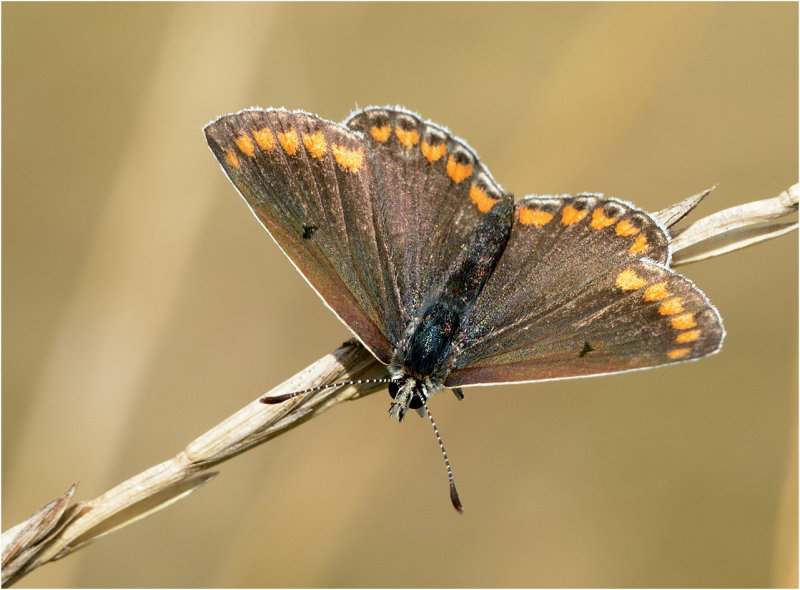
441, 197, 514, 307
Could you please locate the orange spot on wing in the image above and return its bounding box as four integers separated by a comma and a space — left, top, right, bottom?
235, 133, 255, 156
629, 233, 649, 254
421, 141, 447, 163
253, 128, 276, 150
302, 131, 327, 159
675, 329, 701, 343
469, 184, 498, 213
561, 205, 589, 226
590, 208, 617, 229
659, 297, 684, 316
332, 144, 364, 171
396, 127, 419, 147
616, 269, 648, 291
278, 130, 299, 155
371, 125, 391, 143
615, 219, 640, 236
225, 148, 241, 169
643, 282, 670, 302
446, 157, 472, 183
671, 313, 697, 330
667, 347, 691, 359
518, 208, 554, 227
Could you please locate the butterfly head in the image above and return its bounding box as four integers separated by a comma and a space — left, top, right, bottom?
386, 368, 443, 421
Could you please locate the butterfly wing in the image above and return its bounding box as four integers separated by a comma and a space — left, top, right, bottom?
205, 107, 504, 363
343, 107, 507, 329
445, 194, 724, 386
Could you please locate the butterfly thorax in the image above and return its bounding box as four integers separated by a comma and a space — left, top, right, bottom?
387, 301, 458, 420
403, 301, 460, 376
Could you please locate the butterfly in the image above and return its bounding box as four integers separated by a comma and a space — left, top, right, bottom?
204, 106, 724, 511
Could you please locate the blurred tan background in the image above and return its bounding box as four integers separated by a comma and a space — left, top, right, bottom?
2, 3, 797, 587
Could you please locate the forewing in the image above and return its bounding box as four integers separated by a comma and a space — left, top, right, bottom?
205, 107, 505, 362
446, 195, 724, 385
205, 108, 398, 361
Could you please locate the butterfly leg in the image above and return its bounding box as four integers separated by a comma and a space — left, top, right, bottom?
452, 387, 464, 401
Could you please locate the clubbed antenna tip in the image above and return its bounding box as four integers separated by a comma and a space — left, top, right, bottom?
450, 483, 463, 514
423, 402, 464, 514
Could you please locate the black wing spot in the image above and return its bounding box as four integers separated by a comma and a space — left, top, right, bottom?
579, 342, 594, 358
302, 224, 317, 239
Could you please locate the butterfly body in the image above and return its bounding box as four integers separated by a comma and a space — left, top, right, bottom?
388, 197, 513, 419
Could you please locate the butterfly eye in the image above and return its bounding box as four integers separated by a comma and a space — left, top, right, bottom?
388, 382, 399, 399
409, 395, 423, 409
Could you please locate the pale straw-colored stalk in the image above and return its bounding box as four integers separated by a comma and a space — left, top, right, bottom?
2, 184, 797, 587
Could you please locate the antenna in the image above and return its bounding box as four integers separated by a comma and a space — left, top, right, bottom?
260, 378, 395, 404
263, 379, 464, 513
423, 401, 463, 513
